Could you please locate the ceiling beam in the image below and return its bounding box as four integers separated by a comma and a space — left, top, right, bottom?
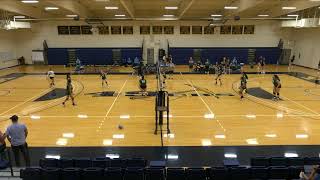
178, 0, 195, 19
0, 0, 43, 19
223, 0, 265, 17
46, 0, 92, 18
269, 1, 320, 17
119, 0, 135, 18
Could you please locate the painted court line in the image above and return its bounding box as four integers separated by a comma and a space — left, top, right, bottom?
179, 72, 226, 132
6, 114, 320, 119
0, 86, 53, 116
103, 74, 132, 120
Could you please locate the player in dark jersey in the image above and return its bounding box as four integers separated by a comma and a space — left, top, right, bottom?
215, 63, 224, 86
272, 74, 281, 100
62, 74, 76, 106
205, 59, 210, 74
139, 76, 148, 96
239, 72, 248, 100
260, 58, 266, 74
100, 70, 108, 88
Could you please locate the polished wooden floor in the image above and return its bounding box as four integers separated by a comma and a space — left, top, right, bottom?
0, 65, 319, 147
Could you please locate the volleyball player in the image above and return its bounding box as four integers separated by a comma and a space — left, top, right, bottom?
288, 55, 295, 72
139, 76, 148, 96
215, 63, 224, 86
205, 59, 210, 74
62, 74, 76, 106
188, 57, 194, 72
47, 68, 55, 88
239, 72, 248, 100
100, 70, 108, 88
260, 58, 266, 74
75, 58, 84, 73
272, 74, 281, 100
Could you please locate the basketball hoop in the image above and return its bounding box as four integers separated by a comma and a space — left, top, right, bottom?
0, 10, 11, 30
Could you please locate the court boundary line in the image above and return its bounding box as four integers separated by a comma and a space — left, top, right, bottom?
7, 114, 320, 119
179, 72, 226, 132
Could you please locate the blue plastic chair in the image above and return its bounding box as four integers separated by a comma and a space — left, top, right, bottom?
39, 158, 59, 168
145, 167, 165, 180
251, 167, 269, 180
251, 157, 270, 167
124, 167, 144, 180
61, 167, 81, 180
230, 167, 251, 180
186, 167, 206, 180
73, 158, 92, 168
269, 166, 289, 179
82, 167, 104, 180
211, 167, 229, 180
41, 167, 60, 180
167, 167, 185, 180
126, 158, 146, 167
110, 158, 126, 168
20, 168, 41, 180
59, 158, 74, 168
105, 167, 123, 180
270, 157, 288, 167
289, 166, 304, 179
92, 159, 108, 168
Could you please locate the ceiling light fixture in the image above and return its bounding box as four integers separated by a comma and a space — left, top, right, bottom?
246, 138, 259, 145
201, 139, 212, 146
163, 15, 174, 17
106, 154, 119, 159
45, 155, 61, 159
284, 152, 298, 157
45, 7, 59, 10
204, 113, 215, 119
115, 14, 126, 17
165, 154, 179, 160
296, 134, 308, 138
105, 6, 119, 10
287, 14, 299, 17
258, 14, 269, 17
103, 139, 113, 146
66, 15, 78, 18
282, 7, 297, 10
211, 14, 222, 17
224, 6, 239, 10
14, 16, 26, 19
215, 134, 226, 139
165, 6, 178, 10
21, 0, 39, 3
224, 153, 237, 158
265, 134, 277, 138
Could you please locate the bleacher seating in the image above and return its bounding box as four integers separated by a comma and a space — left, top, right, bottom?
21, 156, 320, 180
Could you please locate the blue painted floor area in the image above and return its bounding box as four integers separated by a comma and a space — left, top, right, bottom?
34, 88, 65, 101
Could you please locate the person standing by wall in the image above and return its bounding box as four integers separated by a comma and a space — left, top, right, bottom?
288, 55, 295, 72
2, 115, 30, 167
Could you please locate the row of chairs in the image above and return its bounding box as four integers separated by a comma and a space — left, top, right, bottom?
40, 158, 147, 169
21, 166, 303, 180
251, 157, 320, 167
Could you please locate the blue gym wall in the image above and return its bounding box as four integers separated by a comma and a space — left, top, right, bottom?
47, 48, 142, 65
169, 47, 281, 65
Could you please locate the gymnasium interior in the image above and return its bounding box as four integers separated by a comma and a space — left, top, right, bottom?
1, 0, 320, 179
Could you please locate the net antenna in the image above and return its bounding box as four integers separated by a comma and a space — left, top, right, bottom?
156, 61, 164, 92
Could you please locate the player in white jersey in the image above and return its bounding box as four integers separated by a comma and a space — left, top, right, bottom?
47, 68, 55, 88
